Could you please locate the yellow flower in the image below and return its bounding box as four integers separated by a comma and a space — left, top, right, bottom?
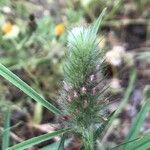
2, 22, 13, 33
54, 23, 65, 36
1, 22, 20, 40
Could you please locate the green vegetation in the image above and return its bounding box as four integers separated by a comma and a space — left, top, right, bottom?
0, 0, 150, 150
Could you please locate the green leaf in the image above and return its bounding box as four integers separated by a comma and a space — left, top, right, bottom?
58, 135, 65, 150
123, 98, 150, 150
112, 137, 140, 150
2, 108, 11, 150
94, 111, 115, 140
7, 128, 71, 150
0, 63, 61, 115
128, 134, 150, 150
91, 7, 107, 35
105, 0, 123, 20
114, 134, 150, 150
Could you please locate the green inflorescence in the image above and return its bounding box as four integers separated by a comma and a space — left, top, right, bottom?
59, 9, 108, 150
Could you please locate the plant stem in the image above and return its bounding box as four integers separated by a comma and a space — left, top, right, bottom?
82, 128, 94, 150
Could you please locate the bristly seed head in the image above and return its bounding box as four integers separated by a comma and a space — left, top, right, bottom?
58, 8, 109, 149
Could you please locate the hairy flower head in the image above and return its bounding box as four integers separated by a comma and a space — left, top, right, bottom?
58, 8, 108, 149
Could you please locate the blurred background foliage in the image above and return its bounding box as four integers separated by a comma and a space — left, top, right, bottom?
0, 0, 150, 149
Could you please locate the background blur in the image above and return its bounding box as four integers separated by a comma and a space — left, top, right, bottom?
0, 0, 150, 149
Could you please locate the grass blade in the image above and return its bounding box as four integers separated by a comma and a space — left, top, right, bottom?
129, 134, 150, 150
7, 128, 70, 150
0, 63, 61, 115
58, 135, 65, 150
105, 0, 123, 21
123, 98, 150, 149
91, 7, 107, 34
114, 134, 150, 150
94, 111, 115, 140
101, 69, 137, 140
110, 69, 137, 120
2, 108, 11, 150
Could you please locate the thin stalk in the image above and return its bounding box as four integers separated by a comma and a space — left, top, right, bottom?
101, 69, 137, 141
82, 128, 94, 150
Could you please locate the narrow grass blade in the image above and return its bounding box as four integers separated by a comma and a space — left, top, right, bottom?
105, 0, 123, 21
91, 7, 107, 34
58, 135, 65, 150
123, 98, 150, 149
101, 69, 137, 139
110, 69, 137, 120
0, 63, 61, 115
128, 134, 150, 150
7, 128, 70, 150
94, 111, 115, 140
2, 108, 11, 150
112, 137, 139, 150
114, 134, 150, 150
